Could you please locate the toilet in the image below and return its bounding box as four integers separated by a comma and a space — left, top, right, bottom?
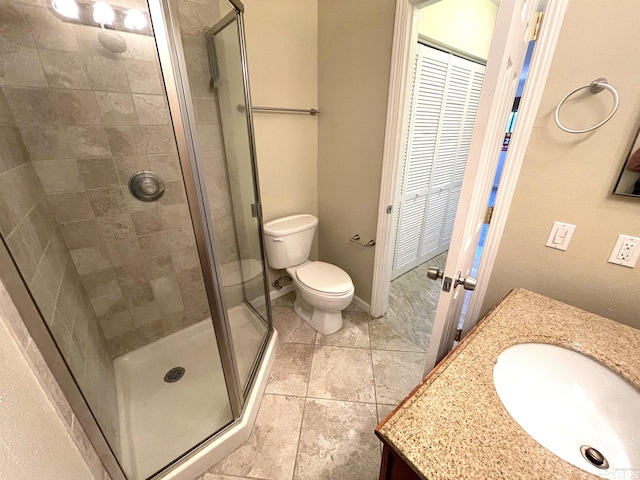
263, 214, 354, 335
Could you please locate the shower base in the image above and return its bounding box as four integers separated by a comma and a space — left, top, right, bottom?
114, 304, 274, 479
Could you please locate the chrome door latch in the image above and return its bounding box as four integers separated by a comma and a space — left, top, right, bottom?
427, 267, 475, 292
427, 267, 452, 292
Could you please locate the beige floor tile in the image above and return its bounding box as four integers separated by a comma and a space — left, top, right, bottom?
376, 403, 396, 424
273, 292, 295, 308
315, 310, 370, 348
208, 394, 304, 480
265, 342, 314, 396
369, 318, 425, 353
344, 301, 364, 312
307, 346, 375, 403
271, 305, 316, 344
203, 475, 265, 480
371, 350, 427, 405
383, 252, 447, 350
294, 398, 380, 480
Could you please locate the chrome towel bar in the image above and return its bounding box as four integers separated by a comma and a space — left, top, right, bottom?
237, 105, 319, 115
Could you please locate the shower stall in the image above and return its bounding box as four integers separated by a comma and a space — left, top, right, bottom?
0, 0, 275, 478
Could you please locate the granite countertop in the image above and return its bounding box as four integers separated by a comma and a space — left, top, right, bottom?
376, 288, 640, 479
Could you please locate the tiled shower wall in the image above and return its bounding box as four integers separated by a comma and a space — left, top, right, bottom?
0, 0, 212, 357
0, 78, 119, 452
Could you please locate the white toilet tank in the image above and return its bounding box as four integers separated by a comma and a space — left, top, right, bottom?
263, 214, 318, 269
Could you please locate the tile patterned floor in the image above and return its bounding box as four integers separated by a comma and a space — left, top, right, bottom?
200, 294, 427, 480
382, 251, 448, 350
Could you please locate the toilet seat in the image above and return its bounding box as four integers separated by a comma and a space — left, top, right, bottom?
295, 261, 353, 295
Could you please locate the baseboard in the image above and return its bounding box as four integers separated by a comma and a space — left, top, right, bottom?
352, 295, 371, 315
269, 284, 294, 302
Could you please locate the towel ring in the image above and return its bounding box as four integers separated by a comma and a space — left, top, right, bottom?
554, 78, 619, 134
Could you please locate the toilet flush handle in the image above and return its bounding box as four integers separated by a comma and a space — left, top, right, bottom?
272, 237, 284, 242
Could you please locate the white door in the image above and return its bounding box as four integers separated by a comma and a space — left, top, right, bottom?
425, 0, 538, 370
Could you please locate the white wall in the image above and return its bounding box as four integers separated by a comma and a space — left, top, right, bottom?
243, 0, 318, 289
0, 312, 95, 480
483, 0, 640, 329
418, 0, 498, 61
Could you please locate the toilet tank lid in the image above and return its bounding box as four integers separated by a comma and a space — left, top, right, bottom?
263, 214, 318, 236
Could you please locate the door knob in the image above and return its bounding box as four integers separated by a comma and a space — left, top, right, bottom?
427, 267, 444, 280
454, 272, 477, 291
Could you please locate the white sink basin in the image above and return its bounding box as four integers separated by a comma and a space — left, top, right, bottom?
493, 343, 640, 477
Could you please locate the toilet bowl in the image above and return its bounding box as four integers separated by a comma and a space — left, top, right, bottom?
286, 261, 354, 335
263, 214, 354, 335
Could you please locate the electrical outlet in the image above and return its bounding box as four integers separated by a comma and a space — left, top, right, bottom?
609, 234, 640, 268
617, 239, 637, 260
618, 250, 632, 261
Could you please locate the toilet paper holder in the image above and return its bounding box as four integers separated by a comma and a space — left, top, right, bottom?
350, 234, 375, 248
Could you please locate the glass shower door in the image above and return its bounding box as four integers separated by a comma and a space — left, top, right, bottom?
174, 3, 271, 393
0, 0, 242, 478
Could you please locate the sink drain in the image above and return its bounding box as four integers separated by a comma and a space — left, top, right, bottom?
580, 445, 609, 469
164, 367, 185, 383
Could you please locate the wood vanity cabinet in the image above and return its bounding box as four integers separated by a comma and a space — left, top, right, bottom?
378, 443, 422, 480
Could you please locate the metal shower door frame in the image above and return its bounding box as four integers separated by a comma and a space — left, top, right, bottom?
203, 6, 274, 398
148, 0, 243, 421
150, 0, 274, 408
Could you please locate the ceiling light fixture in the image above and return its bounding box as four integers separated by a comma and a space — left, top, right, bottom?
123, 9, 146, 31
51, 0, 79, 19
93, 1, 115, 26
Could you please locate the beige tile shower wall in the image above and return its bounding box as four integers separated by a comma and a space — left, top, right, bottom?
0, 1, 211, 357
482, 0, 640, 329
243, 0, 319, 293
317, 0, 396, 305
0, 59, 119, 457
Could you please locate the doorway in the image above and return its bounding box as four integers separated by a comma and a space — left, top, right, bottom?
372, 0, 566, 367
380, 0, 499, 350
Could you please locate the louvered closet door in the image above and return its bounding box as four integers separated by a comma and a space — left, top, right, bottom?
392, 45, 485, 279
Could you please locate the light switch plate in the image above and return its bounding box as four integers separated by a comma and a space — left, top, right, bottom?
608, 234, 640, 268
545, 221, 576, 251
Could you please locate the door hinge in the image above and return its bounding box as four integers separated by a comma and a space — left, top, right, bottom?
530, 11, 543, 41
484, 206, 494, 225
386, 205, 392, 214
455, 329, 462, 342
